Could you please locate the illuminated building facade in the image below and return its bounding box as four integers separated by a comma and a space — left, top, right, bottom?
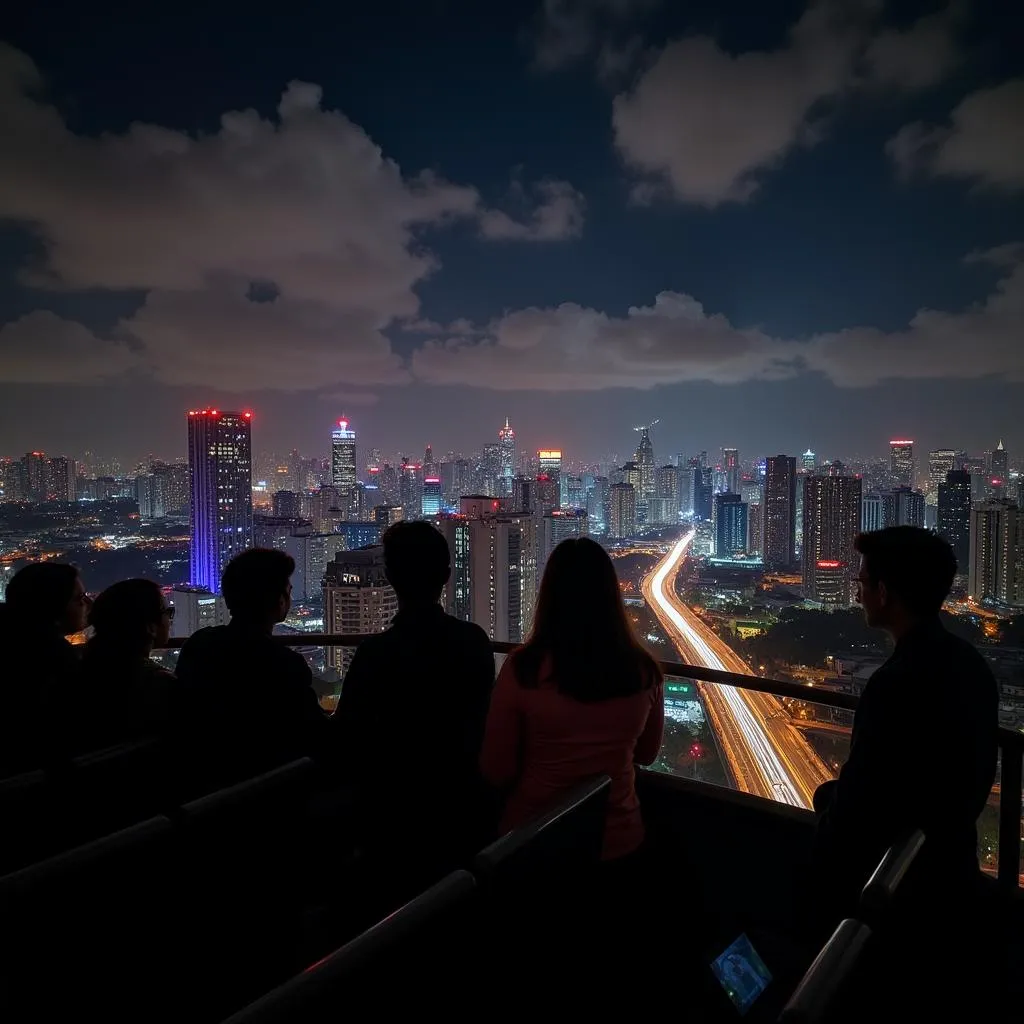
323, 547, 397, 673
330, 418, 357, 491
498, 417, 516, 493
927, 449, 958, 505
889, 440, 915, 489
714, 492, 748, 557
188, 409, 254, 593
802, 473, 862, 606
721, 448, 740, 496
937, 470, 971, 571
969, 502, 1023, 607
763, 455, 797, 569
609, 482, 637, 539
541, 508, 589, 573
421, 477, 442, 517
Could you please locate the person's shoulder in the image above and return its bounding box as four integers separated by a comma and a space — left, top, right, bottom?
450, 616, 491, 648
180, 626, 225, 651
941, 630, 996, 679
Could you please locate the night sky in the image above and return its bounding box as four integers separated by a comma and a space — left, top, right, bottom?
1, 0, 1022, 466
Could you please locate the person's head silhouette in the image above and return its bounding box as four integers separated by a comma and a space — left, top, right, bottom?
88, 579, 173, 657
221, 548, 295, 632
382, 521, 451, 609
5, 562, 89, 636
855, 526, 957, 640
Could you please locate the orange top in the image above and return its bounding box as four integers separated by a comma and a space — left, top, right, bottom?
480, 655, 664, 860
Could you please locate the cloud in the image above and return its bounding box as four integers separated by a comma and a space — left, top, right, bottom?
0, 311, 138, 384
887, 79, 1024, 191
316, 391, 380, 407
611, 2, 964, 206
0, 44, 582, 391
478, 180, 585, 241
532, 0, 658, 72
411, 247, 1024, 390
862, 4, 962, 91
611, 2, 866, 206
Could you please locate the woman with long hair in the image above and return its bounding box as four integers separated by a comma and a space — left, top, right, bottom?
480, 537, 664, 861
71, 578, 175, 752
0, 562, 89, 775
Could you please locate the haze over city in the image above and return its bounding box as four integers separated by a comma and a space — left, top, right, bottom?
2, 0, 1022, 463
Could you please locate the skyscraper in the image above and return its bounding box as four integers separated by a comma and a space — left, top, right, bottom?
801, 449, 817, 473
991, 440, 1008, 483
323, 546, 397, 674
421, 477, 442, 517
721, 448, 740, 496
188, 409, 254, 593
969, 502, 1023, 607
331, 418, 357, 491
938, 469, 972, 571
861, 493, 884, 532
927, 449, 958, 504
541, 508, 589, 573
633, 424, 656, 500
885, 487, 926, 529
802, 474, 862, 606
714, 492, 748, 557
764, 455, 797, 570
498, 417, 516, 492
650, 464, 680, 526
889, 440, 915, 489
609, 482, 637, 539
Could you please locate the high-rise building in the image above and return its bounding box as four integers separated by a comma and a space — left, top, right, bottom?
969, 502, 1024, 607
20, 452, 48, 502
480, 443, 501, 496
323, 547, 398, 674
433, 515, 472, 622
927, 449, 958, 505
889, 440, 915, 489
272, 490, 302, 519
747, 501, 763, 557
330, 418, 357, 493
282, 532, 346, 603
692, 467, 713, 522
801, 449, 817, 473
861, 493, 885, 532
884, 487, 926, 529
188, 409, 254, 593
802, 474, 862, 607
399, 459, 423, 520
458, 497, 538, 643
421, 477, 442, 517
764, 455, 797, 570
721, 448, 740, 496
374, 504, 404, 527
541, 508, 589, 574
714, 492, 748, 557
537, 449, 562, 489
46, 457, 77, 502
152, 461, 189, 515
498, 417, 516, 492
609, 482, 637, 539
938, 470, 972, 571
587, 476, 610, 534
135, 473, 165, 519
650, 464, 679, 526
168, 585, 229, 637
633, 425, 656, 500
990, 440, 1008, 484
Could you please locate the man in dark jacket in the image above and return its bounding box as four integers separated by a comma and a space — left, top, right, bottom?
813, 526, 998, 927
333, 521, 495, 889
173, 548, 329, 792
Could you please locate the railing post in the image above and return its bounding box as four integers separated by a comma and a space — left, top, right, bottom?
998, 742, 1022, 891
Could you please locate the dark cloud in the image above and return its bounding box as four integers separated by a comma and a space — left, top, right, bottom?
612, 2, 962, 206
887, 79, 1024, 191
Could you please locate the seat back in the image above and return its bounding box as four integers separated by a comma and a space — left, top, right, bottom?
778, 919, 872, 1024
221, 870, 478, 1023
176, 758, 316, 1017
858, 829, 926, 927
0, 769, 51, 874
0, 815, 176, 1023
471, 774, 611, 890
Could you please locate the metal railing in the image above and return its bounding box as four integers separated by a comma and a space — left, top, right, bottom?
163, 632, 1024, 891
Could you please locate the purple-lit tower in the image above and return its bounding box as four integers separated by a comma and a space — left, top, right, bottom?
188, 408, 254, 593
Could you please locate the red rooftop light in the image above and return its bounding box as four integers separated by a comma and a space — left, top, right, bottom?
817, 560, 843, 569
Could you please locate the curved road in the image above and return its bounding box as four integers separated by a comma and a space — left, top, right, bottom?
643, 531, 833, 809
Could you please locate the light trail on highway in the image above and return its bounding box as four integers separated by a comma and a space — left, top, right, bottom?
644, 531, 833, 810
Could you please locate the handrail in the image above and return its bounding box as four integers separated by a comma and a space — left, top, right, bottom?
778, 918, 872, 1024
159, 632, 1024, 890
859, 829, 926, 926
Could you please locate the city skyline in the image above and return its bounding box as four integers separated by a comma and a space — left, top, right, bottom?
1, 2, 1022, 460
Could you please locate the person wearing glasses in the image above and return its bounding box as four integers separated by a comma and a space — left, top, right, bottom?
68, 578, 176, 753
0, 562, 90, 776
812, 526, 998, 993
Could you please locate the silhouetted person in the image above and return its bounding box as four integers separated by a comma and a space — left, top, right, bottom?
813, 527, 998, 927
481, 537, 664, 862
67, 579, 175, 753
173, 549, 328, 792
333, 521, 495, 886
0, 562, 89, 775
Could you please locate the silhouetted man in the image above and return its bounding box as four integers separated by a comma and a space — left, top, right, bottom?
813, 526, 997, 925
173, 548, 329, 792
334, 521, 495, 886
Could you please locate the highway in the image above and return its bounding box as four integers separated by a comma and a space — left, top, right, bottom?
642, 531, 834, 809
